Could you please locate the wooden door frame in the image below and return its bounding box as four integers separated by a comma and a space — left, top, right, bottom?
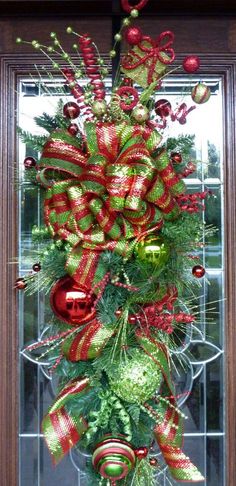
0, 52, 235, 486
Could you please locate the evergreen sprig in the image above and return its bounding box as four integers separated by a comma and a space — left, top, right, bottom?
17, 127, 48, 151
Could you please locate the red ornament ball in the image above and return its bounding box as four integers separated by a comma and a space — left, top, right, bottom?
187, 161, 197, 172
50, 276, 96, 326
68, 123, 79, 136
154, 99, 172, 118
171, 152, 182, 164
15, 278, 27, 290
125, 26, 143, 45
122, 77, 133, 86
192, 265, 205, 278
128, 315, 137, 325
32, 263, 41, 272
134, 447, 149, 460
23, 156, 36, 169
191, 82, 211, 104
149, 457, 158, 467
183, 55, 200, 73
63, 101, 80, 119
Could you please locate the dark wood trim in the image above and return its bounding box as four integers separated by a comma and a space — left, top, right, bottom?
0, 54, 19, 486
0, 52, 235, 486
0, 0, 236, 17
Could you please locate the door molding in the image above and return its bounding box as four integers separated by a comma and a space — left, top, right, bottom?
0, 52, 235, 486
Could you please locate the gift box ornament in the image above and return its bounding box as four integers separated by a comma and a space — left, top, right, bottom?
121, 31, 175, 88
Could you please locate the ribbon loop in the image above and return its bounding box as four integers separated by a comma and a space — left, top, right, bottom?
40, 123, 185, 286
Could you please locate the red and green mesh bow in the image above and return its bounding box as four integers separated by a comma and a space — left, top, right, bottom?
40, 121, 185, 288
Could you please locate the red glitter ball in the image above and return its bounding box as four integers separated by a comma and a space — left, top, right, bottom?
183, 55, 200, 73
171, 152, 182, 164
154, 99, 172, 118
128, 315, 137, 324
32, 263, 41, 272
192, 265, 205, 278
149, 457, 158, 466
134, 447, 149, 460
115, 309, 122, 318
23, 156, 36, 169
63, 102, 80, 119
68, 123, 79, 136
125, 26, 143, 45
15, 278, 27, 290
187, 161, 197, 172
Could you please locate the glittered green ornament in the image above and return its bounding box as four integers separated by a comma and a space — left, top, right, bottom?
132, 104, 149, 123
92, 99, 107, 116
134, 235, 170, 266
108, 349, 162, 404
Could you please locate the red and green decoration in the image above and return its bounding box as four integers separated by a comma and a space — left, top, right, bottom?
17, 0, 213, 484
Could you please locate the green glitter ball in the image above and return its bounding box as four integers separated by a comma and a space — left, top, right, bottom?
114, 33, 122, 42
109, 49, 116, 58
123, 18, 131, 26
108, 349, 162, 404
131, 9, 139, 17
92, 100, 107, 116
132, 104, 149, 123
134, 235, 170, 266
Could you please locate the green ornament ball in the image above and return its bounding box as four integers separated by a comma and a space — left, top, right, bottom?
123, 18, 131, 26
135, 235, 170, 266
109, 49, 116, 58
191, 82, 211, 104
92, 100, 107, 116
131, 9, 139, 17
92, 436, 135, 480
108, 349, 162, 404
132, 104, 149, 123
115, 33, 122, 42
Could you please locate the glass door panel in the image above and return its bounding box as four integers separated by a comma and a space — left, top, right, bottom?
18, 75, 225, 485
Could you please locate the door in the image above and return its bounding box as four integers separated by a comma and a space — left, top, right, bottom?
1, 2, 236, 485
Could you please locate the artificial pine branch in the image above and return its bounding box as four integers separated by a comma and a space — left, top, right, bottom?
34, 99, 69, 131
17, 127, 48, 151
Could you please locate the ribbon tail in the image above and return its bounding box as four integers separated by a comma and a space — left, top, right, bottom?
42, 377, 89, 464
136, 331, 204, 482
155, 440, 205, 482
62, 319, 114, 361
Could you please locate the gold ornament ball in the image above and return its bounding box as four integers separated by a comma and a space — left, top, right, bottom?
135, 236, 170, 266
108, 349, 162, 404
92, 100, 107, 116
132, 104, 149, 123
